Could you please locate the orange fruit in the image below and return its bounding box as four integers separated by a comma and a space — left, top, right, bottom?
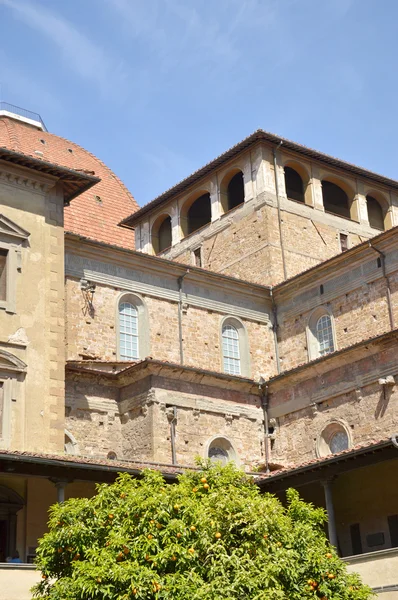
215, 532, 222, 539
192, 487, 198, 493
326, 552, 333, 558
190, 525, 196, 531
200, 477, 207, 483
176, 532, 182, 538
188, 547, 195, 554
148, 534, 153, 539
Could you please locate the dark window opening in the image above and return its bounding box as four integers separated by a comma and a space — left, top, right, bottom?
388, 514, 398, 547
284, 167, 304, 202
377, 257, 382, 268
339, 233, 348, 252
227, 172, 244, 211
350, 523, 362, 555
187, 193, 211, 235
193, 247, 202, 267
158, 216, 172, 253
322, 180, 350, 218
0, 249, 7, 302
366, 195, 384, 230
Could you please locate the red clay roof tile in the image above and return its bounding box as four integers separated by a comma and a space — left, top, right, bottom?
0, 117, 138, 250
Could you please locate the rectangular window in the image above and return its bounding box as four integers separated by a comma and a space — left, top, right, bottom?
339, 233, 348, 252
0, 249, 7, 302
388, 515, 398, 547
350, 523, 362, 555
192, 247, 202, 268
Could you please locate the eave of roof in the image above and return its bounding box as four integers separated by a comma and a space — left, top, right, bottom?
273, 225, 398, 293
66, 357, 260, 392
0, 449, 184, 482
268, 327, 398, 384
257, 437, 398, 490
120, 129, 398, 228
0, 146, 100, 202
65, 231, 272, 296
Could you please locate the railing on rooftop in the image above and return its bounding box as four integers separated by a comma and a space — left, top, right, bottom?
0, 102, 47, 131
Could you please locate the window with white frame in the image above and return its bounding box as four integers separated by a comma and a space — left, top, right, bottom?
316, 314, 335, 356
119, 301, 139, 360
222, 323, 241, 375
307, 307, 337, 361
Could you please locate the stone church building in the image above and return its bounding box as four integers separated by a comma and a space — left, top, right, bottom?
0, 103, 397, 598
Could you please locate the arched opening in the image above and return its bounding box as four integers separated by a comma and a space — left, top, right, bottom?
152, 215, 172, 254
322, 180, 350, 219
207, 437, 237, 465
0, 485, 24, 561
220, 170, 245, 214
366, 195, 384, 230
186, 193, 211, 236
316, 421, 352, 457
284, 166, 304, 202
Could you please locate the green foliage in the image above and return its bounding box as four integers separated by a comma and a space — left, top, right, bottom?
32, 462, 373, 599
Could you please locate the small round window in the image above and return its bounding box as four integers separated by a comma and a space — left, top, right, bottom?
316, 421, 351, 458
207, 437, 237, 464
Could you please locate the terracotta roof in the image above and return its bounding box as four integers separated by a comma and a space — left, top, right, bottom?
0, 117, 138, 250
257, 437, 398, 487
120, 129, 398, 228
0, 448, 187, 480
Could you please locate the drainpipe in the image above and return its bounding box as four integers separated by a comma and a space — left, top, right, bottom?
273, 142, 288, 280
259, 380, 270, 474
177, 270, 190, 364
166, 406, 178, 465
368, 242, 394, 330
270, 289, 281, 375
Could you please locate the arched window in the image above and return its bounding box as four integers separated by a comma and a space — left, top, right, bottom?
366, 195, 384, 230
186, 193, 211, 236
152, 215, 172, 254
64, 430, 78, 455
316, 421, 351, 457
117, 293, 150, 361
227, 172, 244, 210
322, 180, 350, 218
220, 170, 245, 214
315, 314, 335, 356
119, 301, 139, 360
284, 166, 304, 202
220, 317, 250, 377
222, 324, 241, 375
307, 308, 336, 360
207, 437, 237, 464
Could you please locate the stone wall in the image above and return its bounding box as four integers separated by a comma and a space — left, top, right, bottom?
0, 164, 66, 454
65, 243, 275, 380
267, 335, 398, 466
65, 368, 263, 468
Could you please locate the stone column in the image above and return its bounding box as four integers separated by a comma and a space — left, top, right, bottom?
52, 479, 68, 504
322, 479, 338, 549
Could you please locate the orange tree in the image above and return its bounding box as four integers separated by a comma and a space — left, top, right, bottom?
32, 462, 372, 600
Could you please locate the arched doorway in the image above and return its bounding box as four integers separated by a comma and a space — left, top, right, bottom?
0, 485, 24, 561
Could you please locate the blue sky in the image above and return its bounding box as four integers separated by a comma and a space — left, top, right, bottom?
0, 0, 397, 206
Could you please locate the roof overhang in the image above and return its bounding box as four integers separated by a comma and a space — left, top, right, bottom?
257, 438, 398, 492
120, 129, 398, 229
0, 147, 100, 203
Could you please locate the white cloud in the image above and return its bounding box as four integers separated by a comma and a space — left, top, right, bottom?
0, 0, 127, 96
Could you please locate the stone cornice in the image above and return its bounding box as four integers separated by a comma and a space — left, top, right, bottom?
0, 163, 55, 196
